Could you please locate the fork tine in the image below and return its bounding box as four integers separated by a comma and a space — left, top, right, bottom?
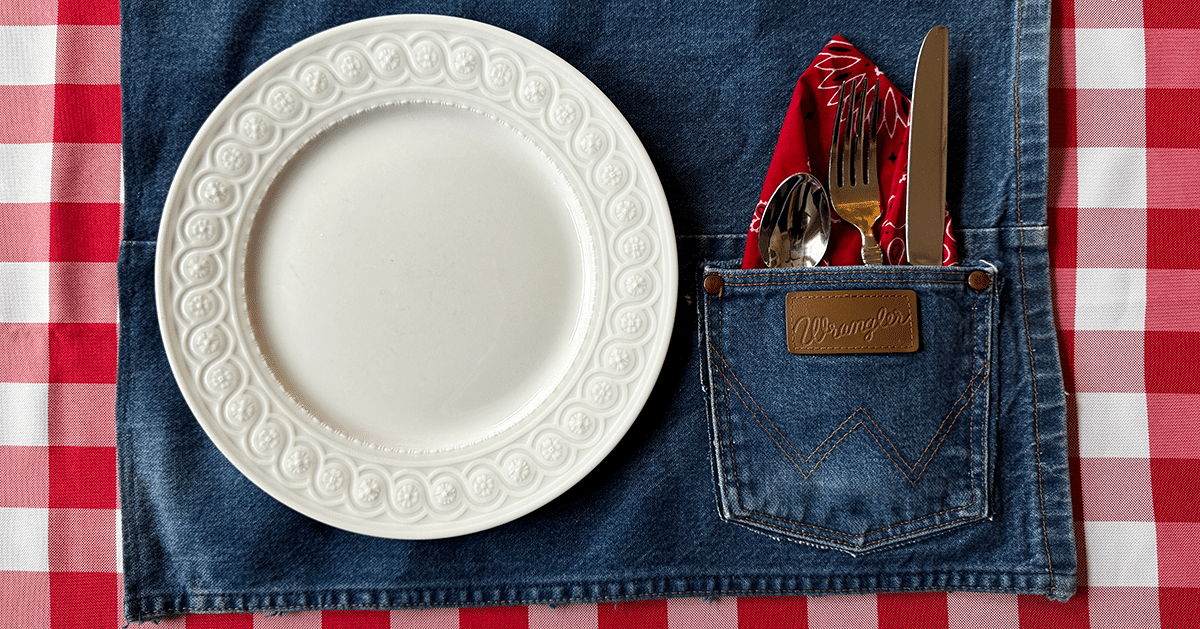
828, 75, 885, 265
849, 77, 865, 186
829, 79, 847, 188
860, 79, 878, 187
842, 79, 858, 187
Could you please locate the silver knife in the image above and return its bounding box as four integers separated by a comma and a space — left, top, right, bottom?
906, 25, 949, 266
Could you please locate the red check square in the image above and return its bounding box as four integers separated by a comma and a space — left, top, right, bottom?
48, 571, 119, 629
1146, 208, 1200, 269
0, 445, 48, 508
1017, 593, 1090, 628
1077, 456, 1155, 521
0, 203, 51, 262
1147, 148, 1200, 210
1146, 89, 1200, 149
52, 84, 121, 144
55, 25, 119, 85
1159, 587, 1200, 629
0, 571, 50, 626
55, 0, 118, 25
1051, 0, 1073, 28
1157, 522, 1200, 588
1144, 0, 1200, 28
1152, 458, 1200, 522
877, 592, 949, 629
49, 143, 121, 204
48, 507, 116, 572
1076, 89, 1145, 148
187, 612, 255, 629
49, 202, 121, 263
737, 596, 808, 629
1049, 88, 1077, 148
1070, 330, 1145, 393
599, 600, 667, 629
47, 322, 116, 384
0, 323, 49, 383
1144, 331, 1200, 394
47, 383, 116, 448
1148, 393, 1200, 458
0, 85, 54, 144
321, 611, 391, 629
388, 608, 458, 629
48, 262, 116, 323
48, 446, 115, 510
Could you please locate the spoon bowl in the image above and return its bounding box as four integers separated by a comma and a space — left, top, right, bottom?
758, 172, 831, 267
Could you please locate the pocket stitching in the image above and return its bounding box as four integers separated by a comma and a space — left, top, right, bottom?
712, 351, 989, 539
720, 273, 972, 290
708, 280, 992, 548
711, 344, 987, 486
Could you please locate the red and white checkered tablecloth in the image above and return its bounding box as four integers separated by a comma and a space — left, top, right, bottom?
1, 0, 1196, 626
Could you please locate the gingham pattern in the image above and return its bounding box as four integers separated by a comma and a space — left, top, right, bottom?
1, 0, 1196, 625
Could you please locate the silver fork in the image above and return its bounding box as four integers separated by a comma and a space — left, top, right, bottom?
828, 77, 884, 265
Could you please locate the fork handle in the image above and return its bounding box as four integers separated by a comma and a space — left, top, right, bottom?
861, 241, 884, 265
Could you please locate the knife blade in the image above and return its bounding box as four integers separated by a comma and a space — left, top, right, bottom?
905, 25, 949, 266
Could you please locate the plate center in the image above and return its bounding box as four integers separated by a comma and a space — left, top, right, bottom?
247, 102, 589, 452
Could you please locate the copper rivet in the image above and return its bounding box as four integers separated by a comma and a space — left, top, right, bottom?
968, 270, 991, 291
703, 273, 724, 296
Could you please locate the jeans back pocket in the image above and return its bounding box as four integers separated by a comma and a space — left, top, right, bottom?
701, 263, 998, 555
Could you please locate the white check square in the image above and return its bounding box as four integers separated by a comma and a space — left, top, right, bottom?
0, 26, 56, 86
0, 382, 48, 447
1077, 147, 1147, 209
1075, 29, 1146, 89
1084, 521, 1159, 587
114, 509, 123, 574
1074, 267, 1146, 331
1076, 392, 1150, 458
0, 507, 48, 572
0, 143, 53, 204
0, 262, 49, 323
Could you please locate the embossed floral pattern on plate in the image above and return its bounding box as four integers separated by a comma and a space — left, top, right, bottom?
155, 15, 675, 539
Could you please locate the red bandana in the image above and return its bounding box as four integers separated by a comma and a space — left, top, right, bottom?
742, 36, 959, 269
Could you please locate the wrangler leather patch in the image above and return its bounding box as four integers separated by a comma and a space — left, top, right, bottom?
785, 290, 919, 354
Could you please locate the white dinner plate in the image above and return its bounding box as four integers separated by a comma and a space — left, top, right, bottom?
155, 15, 677, 538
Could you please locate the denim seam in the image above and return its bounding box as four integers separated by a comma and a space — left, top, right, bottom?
116, 244, 146, 598
125, 577, 1060, 618
722, 278, 968, 288
710, 268, 975, 279
1011, 0, 1057, 591
705, 285, 992, 548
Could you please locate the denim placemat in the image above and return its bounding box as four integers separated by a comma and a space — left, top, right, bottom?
119, 0, 1075, 621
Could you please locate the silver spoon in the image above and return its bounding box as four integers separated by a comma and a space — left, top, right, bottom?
758, 172, 831, 267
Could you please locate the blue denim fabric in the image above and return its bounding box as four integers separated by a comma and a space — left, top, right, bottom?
703, 264, 1000, 554
119, 0, 1076, 622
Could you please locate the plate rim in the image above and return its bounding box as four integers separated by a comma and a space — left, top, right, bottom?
154, 14, 678, 538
